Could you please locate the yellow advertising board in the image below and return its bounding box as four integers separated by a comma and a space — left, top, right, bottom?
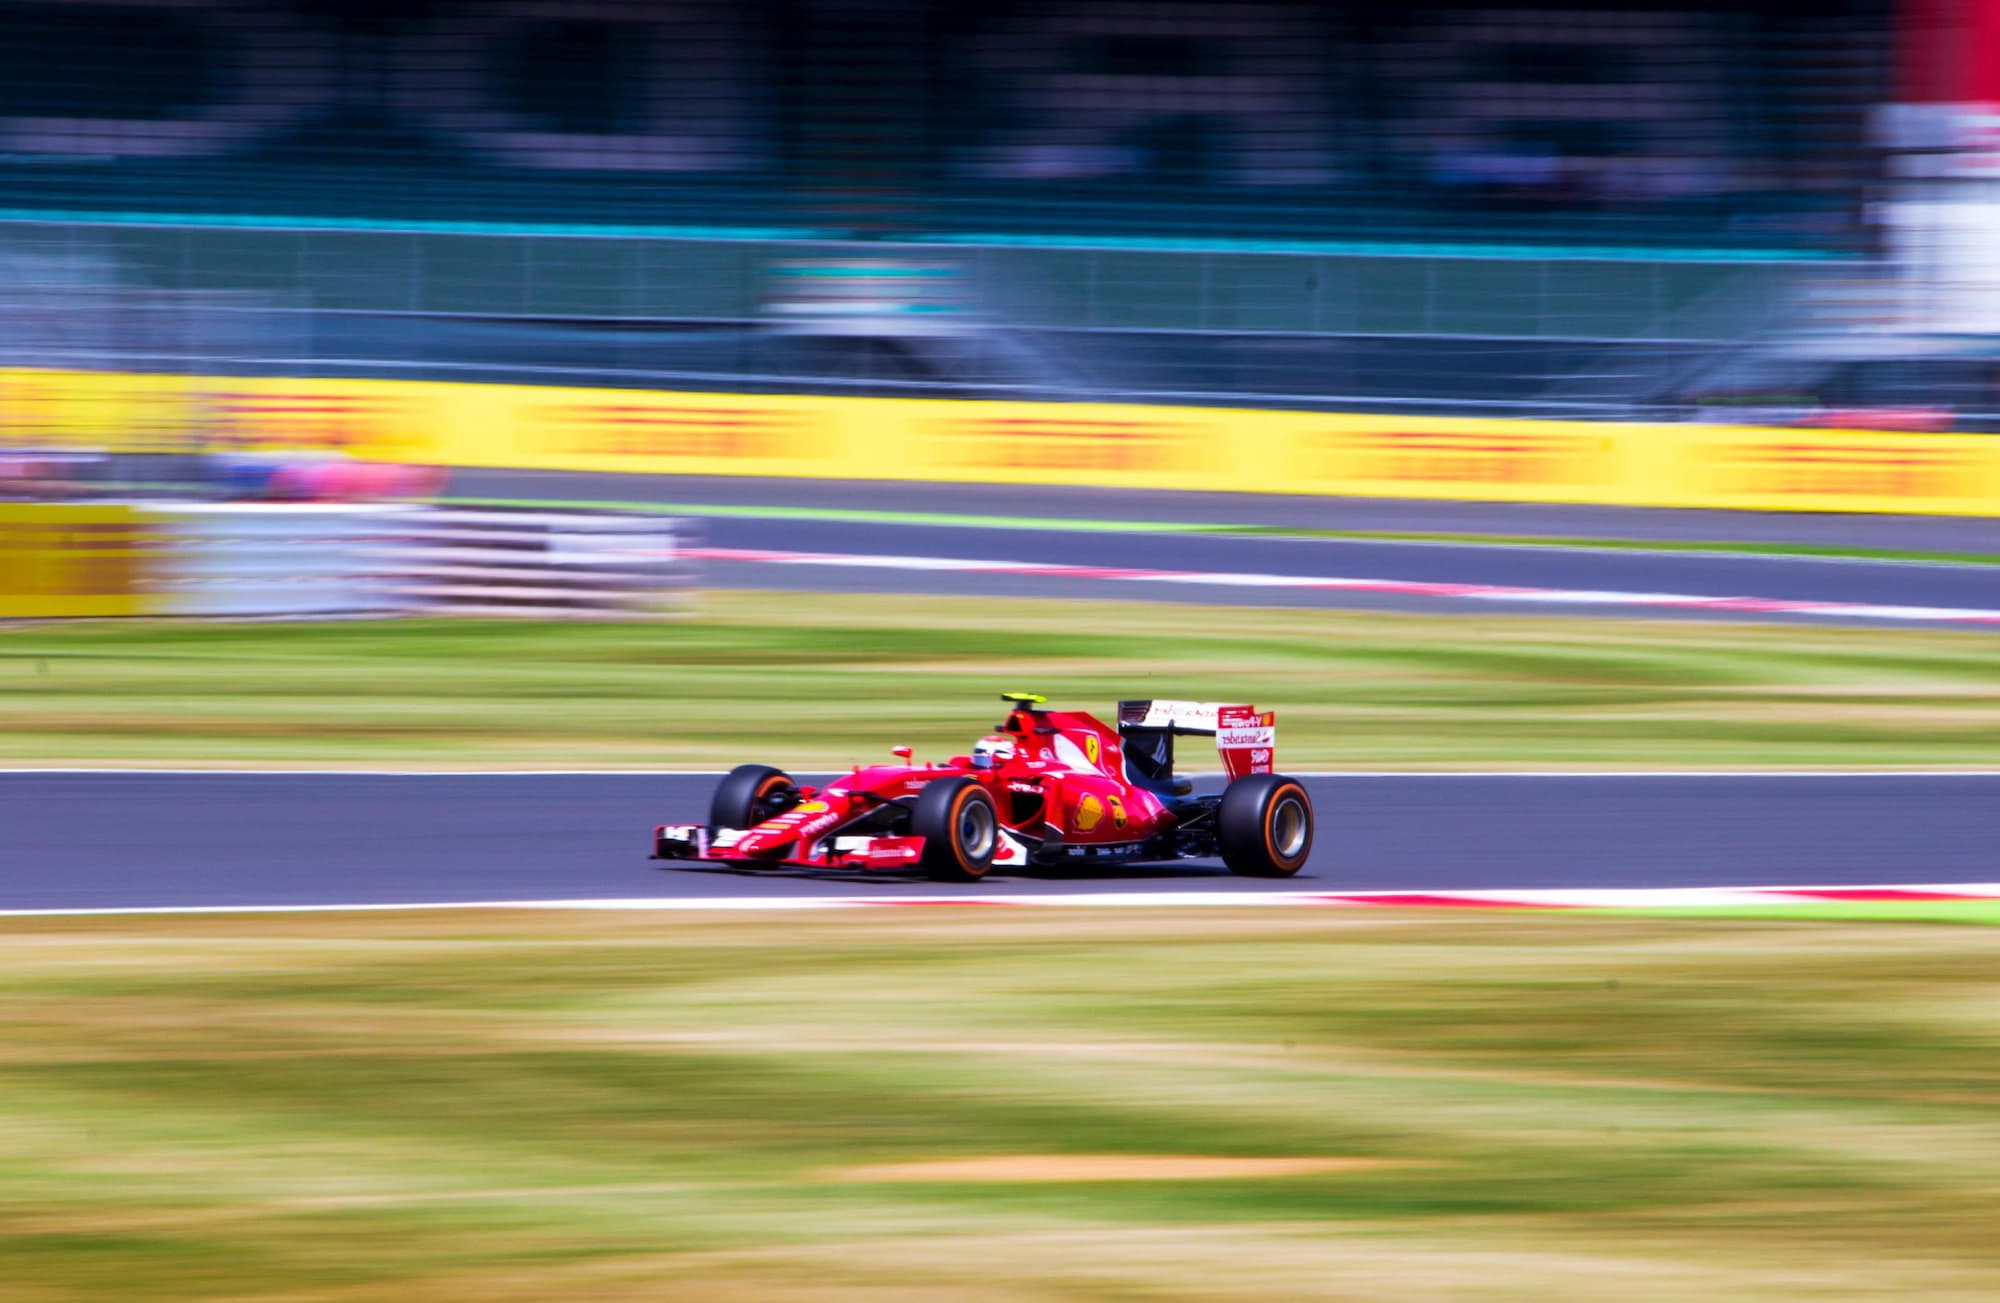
1667, 427, 1999, 515
0, 505, 159, 617
6, 366, 1999, 517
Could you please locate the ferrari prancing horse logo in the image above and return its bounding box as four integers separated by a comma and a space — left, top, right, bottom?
1073, 793, 1127, 833
1083, 734, 1100, 766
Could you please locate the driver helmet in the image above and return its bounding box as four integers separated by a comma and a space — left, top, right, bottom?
970, 734, 1017, 771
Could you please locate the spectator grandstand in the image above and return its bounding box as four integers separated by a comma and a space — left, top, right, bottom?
15, 1, 1991, 430
0, 0, 1890, 254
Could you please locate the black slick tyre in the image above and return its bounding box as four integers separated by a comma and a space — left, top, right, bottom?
1216, 774, 1313, 877
709, 764, 799, 829
913, 777, 1000, 882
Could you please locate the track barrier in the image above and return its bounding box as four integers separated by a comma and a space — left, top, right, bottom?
5, 366, 1999, 517
379, 508, 691, 618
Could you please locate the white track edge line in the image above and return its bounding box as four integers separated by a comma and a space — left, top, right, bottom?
5, 769, 2000, 778
6, 884, 1999, 919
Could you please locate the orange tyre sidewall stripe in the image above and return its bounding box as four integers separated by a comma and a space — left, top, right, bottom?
953, 787, 976, 872
1265, 783, 1307, 867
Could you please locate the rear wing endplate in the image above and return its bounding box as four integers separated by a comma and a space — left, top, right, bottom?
1118, 700, 1275, 780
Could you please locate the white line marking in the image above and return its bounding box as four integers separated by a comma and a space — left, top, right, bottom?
5, 884, 1997, 919
1239, 534, 2000, 572
4, 769, 2000, 779
687, 546, 2000, 626
0, 769, 737, 777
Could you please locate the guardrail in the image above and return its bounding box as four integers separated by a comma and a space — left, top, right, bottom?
1, 504, 693, 620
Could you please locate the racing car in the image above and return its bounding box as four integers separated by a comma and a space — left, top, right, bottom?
653, 693, 1314, 881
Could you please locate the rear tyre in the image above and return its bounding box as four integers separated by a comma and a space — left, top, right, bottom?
913, 778, 1000, 882
1216, 774, 1313, 877
709, 764, 800, 829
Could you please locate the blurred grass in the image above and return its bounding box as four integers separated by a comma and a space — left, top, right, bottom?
3, 591, 2000, 768
2, 908, 1998, 1300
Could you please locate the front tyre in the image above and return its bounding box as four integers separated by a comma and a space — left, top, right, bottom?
709, 764, 800, 830
1216, 774, 1313, 877
913, 777, 1000, 882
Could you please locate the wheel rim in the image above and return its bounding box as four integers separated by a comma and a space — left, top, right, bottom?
1269, 794, 1309, 860
753, 776, 793, 818
957, 795, 997, 860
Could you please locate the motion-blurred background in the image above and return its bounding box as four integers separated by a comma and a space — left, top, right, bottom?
7, 12, 2000, 1298
0, 0, 1996, 455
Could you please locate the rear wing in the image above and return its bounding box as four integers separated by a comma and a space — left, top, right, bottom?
1117, 700, 1275, 781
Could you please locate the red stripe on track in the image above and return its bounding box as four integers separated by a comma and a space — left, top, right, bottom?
1770, 888, 1987, 902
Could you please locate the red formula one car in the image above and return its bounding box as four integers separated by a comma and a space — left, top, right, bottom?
653, 693, 1314, 881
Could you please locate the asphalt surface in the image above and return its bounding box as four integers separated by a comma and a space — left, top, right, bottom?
6, 772, 1995, 911
460, 471, 2000, 625
685, 516, 2000, 622
456, 470, 2000, 552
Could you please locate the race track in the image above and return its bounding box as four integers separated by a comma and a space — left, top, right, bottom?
455, 471, 2000, 552
687, 518, 2000, 625
6, 771, 1995, 911
461, 471, 2000, 626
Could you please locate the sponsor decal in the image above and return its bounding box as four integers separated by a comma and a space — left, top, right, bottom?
0, 505, 157, 617
926, 415, 1208, 474
1008, 780, 1042, 794
1217, 706, 1276, 778
793, 800, 830, 814
1073, 794, 1104, 833
791, 811, 843, 841
208, 388, 422, 456
1125, 700, 1225, 731
1694, 439, 1986, 501
1308, 427, 1614, 487
536, 401, 809, 461
1083, 733, 1100, 767
1105, 794, 1127, 830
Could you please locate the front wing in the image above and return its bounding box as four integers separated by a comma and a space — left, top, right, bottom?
653, 822, 1176, 872
653, 822, 1032, 872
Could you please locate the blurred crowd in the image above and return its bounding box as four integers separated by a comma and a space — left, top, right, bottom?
0, 0, 1891, 246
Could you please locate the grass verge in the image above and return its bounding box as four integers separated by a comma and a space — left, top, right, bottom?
1610, 900, 2000, 924
5, 591, 2000, 768
3, 908, 1997, 1300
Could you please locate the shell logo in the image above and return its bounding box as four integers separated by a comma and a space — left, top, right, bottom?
1074, 794, 1104, 832
794, 801, 829, 814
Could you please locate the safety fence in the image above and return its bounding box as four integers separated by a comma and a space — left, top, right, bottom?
0, 503, 690, 620
0, 221, 1852, 340
6, 367, 1998, 518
